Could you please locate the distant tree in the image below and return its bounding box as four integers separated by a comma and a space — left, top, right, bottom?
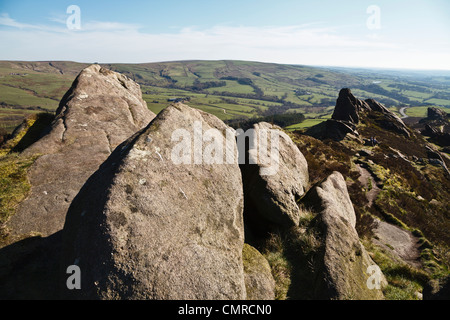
191, 79, 226, 91
225, 112, 305, 130
237, 78, 253, 86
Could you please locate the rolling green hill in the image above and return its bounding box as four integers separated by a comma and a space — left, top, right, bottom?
1, 60, 449, 133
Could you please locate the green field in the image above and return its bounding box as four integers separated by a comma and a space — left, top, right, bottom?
0, 84, 58, 108
285, 119, 327, 131
404, 106, 449, 118
1, 60, 450, 133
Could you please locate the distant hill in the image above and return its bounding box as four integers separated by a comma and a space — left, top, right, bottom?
1, 60, 449, 132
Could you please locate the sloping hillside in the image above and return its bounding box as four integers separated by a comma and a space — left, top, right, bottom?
1, 60, 449, 134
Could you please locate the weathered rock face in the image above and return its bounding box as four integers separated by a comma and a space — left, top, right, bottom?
332, 88, 368, 123
423, 127, 450, 146
420, 108, 450, 147
427, 107, 448, 121
61, 103, 246, 300
302, 171, 386, 300
309, 88, 410, 140
426, 146, 450, 175
307, 89, 365, 141
240, 122, 309, 228
365, 99, 410, 137
242, 244, 275, 300
303, 171, 356, 228
7, 65, 156, 237
305, 119, 359, 141
372, 219, 422, 268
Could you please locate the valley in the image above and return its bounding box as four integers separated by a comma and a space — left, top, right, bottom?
1, 60, 449, 134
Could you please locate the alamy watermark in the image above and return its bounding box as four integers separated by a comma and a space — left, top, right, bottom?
170, 121, 280, 176
66, 265, 81, 290
66, 5, 81, 30
366, 5, 381, 30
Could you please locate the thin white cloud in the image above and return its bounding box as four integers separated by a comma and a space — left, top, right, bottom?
0, 12, 141, 33
0, 12, 68, 32
0, 13, 35, 29
82, 21, 141, 32
0, 13, 449, 70
45, 9, 70, 25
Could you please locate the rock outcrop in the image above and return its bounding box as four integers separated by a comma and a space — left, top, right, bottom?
372, 219, 422, 268
331, 88, 367, 123
427, 107, 448, 121
61, 103, 246, 300
7, 65, 156, 237
364, 98, 410, 137
307, 88, 410, 140
302, 171, 386, 300
304, 119, 358, 142
240, 122, 309, 228
420, 107, 450, 147
426, 145, 450, 175
303, 171, 356, 228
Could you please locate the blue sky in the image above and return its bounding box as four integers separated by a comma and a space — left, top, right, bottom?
1, 0, 449, 70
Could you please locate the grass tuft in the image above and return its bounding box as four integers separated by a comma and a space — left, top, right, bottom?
364, 240, 430, 300
0, 153, 36, 225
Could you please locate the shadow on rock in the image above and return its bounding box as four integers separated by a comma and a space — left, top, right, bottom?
0, 231, 62, 299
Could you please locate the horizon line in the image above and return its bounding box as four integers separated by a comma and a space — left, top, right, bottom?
2, 58, 450, 73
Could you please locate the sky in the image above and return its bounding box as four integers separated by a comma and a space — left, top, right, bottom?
0, 0, 449, 70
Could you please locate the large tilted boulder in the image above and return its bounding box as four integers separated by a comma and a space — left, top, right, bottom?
240, 122, 309, 228
61, 103, 246, 300
302, 171, 386, 300
303, 171, 356, 228
7, 65, 155, 237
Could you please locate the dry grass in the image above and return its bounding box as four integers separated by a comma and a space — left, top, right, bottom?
0, 114, 49, 242
0, 153, 36, 241
256, 209, 323, 300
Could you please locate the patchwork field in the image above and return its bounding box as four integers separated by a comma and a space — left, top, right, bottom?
0, 60, 449, 133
